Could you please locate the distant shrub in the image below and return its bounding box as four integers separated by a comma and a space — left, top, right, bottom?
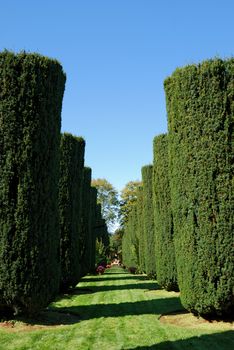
96, 266, 105, 275
128, 267, 137, 274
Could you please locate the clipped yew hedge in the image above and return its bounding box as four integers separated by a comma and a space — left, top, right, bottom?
59, 133, 85, 291
0, 51, 66, 315
122, 204, 139, 268
153, 134, 178, 290
136, 187, 145, 273
79, 167, 91, 276
165, 58, 234, 316
142, 165, 156, 277
89, 187, 98, 272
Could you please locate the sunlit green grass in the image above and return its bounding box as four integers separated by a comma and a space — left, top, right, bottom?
0, 266, 233, 349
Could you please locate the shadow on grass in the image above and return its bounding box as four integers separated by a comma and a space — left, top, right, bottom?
103, 272, 129, 275
50, 297, 184, 320
0, 296, 182, 328
79, 281, 160, 293
65, 287, 94, 295
0, 309, 81, 328
127, 331, 234, 349
82, 275, 150, 283
52, 280, 161, 303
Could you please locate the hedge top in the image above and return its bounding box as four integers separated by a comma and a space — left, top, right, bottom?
0, 50, 66, 72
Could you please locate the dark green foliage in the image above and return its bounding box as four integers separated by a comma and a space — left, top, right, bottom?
153, 134, 178, 290
97, 203, 109, 251
136, 187, 145, 273
89, 187, 98, 271
142, 165, 156, 277
79, 168, 108, 274
122, 185, 146, 271
59, 133, 85, 291
0, 51, 66, 315
109, 228, 124, 261
165, 58, 234, 316
122, 204, 139, 268
80, 167, 92, 276
95, 203, 110, 266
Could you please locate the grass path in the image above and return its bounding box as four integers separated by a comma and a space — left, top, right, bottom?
0, 267, 233, 349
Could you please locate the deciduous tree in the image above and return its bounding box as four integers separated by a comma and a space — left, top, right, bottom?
119, 181, 142, 226
92, 178, 119, 231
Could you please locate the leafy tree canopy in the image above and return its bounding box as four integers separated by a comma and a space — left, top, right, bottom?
91, 178, 119, 232
119, 180, 142, 226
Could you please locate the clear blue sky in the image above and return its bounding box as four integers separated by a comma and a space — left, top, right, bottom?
1, 0, 233, 192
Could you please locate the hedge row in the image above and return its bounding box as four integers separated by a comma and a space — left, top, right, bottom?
0, 51, 65, 315
142, 165, 156, 277
122, 204, 139, 268
59, 133, 85, 291
94, 203, 110, 265
0, 51, 108, 315
165, 58, 234, 317
153, 135, 178, 291
122, 58, 233, 317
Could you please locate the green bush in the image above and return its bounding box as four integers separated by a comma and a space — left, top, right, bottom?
153, 134, 178, 290
0, 51, 66, 315
142, 165, 156, 277
59, 133, 85, 291
165, 58, 234, 316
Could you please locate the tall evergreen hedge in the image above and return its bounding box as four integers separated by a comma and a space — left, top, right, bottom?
141, 165, 156, 277
89, 187, 98, 271
153, 134, 178, 290
0, 51, 66, 315
136, 187, 145, 273
95, 203, 110, 266
165, 58, 234, 316
95, 204, 105, 243
80, 167, 92, 276
59, 133, 85, 291
122, 204, 139, 268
